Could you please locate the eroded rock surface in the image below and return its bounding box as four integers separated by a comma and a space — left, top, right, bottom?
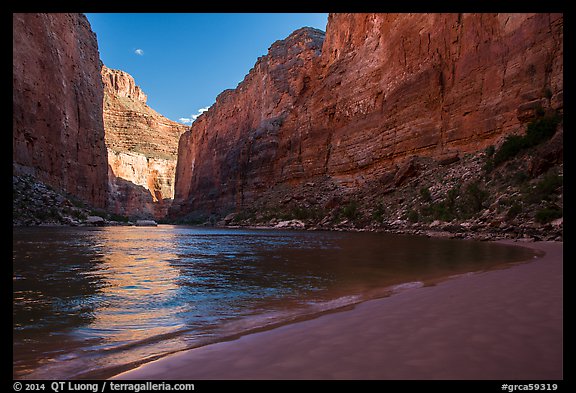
171, 13, 563, 221
103, 66, 188, 219
13, 13, 108, 208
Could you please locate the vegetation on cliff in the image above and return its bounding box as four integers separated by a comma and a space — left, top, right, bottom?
178, 112, 563, 241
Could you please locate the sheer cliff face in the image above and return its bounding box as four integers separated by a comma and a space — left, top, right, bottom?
13, 13, 108, 208
313, 13, 563, 178
173, 13, 562, 219
172, 28, 325, 216
102, 67, 188, 219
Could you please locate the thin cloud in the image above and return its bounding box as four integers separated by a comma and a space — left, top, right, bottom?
134, 48, 144, 56
191, 106, 210, 120
178, 106, 211, 125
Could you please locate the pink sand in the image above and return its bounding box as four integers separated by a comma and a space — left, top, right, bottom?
113, 240, 563, 380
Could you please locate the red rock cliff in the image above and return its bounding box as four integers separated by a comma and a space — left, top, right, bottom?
171, 13, 563, 219
103, 66, 188, 219
13, 13, 108, 208
171, 27, 325, 217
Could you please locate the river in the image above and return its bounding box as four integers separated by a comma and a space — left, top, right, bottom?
13, 225, 536, 379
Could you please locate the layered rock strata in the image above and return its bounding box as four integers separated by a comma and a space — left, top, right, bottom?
171, 13, 563, 220
13, 13, 108, 208
102, 66, 188, 219
171, 27, 326, 218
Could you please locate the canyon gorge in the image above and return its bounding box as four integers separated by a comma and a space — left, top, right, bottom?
170, 13, 563, 221
13, 13, 186, 223
13, 13, 564, 240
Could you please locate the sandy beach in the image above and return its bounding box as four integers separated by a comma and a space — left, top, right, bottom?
112, 240, 562, 380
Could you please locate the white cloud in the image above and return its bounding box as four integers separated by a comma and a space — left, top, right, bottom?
178, 106, 211, 125
134, 48, 144, 56
191, 106, 210, 120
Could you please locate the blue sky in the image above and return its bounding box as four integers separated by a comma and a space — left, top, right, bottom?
86, 13, 329, 125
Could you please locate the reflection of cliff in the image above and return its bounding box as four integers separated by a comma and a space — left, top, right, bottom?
171, 13, 563, 219
102, 66, 188, 219
12, 13, 108, 209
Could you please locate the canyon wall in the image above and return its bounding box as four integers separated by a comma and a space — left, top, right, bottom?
13, 13, 108, 208
171, 13, 563, 220
102, 66, 188, 219
171, 27, 325, 217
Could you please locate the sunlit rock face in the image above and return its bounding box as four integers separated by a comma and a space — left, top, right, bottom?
13, 13, 108, 208
102, 66, 188, 219
171, 13, 563, 219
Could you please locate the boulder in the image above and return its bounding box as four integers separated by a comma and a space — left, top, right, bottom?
135, 219, 158, 226
275, 220, 305, 229
86, 216, 105, 226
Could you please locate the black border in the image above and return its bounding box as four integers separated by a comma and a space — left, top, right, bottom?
9, 2, 571, 390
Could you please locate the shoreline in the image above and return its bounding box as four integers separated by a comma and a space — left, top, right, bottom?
112, 239, 563, 380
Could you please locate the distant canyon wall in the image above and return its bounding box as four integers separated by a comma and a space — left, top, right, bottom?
13, 13, 108, 208
12, 13, 188, 219
171, 13, 563, 219
102, 66, 188, 219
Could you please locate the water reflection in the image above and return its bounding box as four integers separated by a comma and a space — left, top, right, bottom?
79, 227, 183, 345
13, 226, 536, 379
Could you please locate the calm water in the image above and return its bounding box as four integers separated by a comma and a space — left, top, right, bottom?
13, 225, 536, 379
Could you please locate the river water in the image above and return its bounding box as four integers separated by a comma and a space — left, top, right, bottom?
13, 225, 536, 379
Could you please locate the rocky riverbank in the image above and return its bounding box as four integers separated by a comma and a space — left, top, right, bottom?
12, 175, 156, 227
13, 132, 563, 241
211, 118, 563, 243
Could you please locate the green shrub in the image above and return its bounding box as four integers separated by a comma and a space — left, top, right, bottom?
485, 145, 495, 157
483, 145, 496, 173
419, 187, 432, 202
340, 200, 360, 221
284, 206, 325, 221
446, 186, 460, 211
407, 209, 419, 223
483, 159, 495, 173
524, 172, 563, 204
70, 208, 87, 221
89, 209, 107, 218
372, 201, 386, 222
232, 210, 256, 223
464, 181, 489, 214
512, 171, 529, 186
492, 113, 560, 166
493, 135, 525, 165
506, 202, 522, 220
421, 201, 455, 222
108, 213, 129, 222
535, 206, 562, 224
524, 114, 560, 147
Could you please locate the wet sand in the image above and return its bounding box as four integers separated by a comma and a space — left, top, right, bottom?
113, 240, 562, 380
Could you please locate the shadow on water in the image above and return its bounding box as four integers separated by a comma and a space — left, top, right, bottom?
13, 226, 537, 379
13, 228, 108, 376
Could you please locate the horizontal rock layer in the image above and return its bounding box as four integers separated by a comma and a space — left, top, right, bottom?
13, 13, 108, 208
171, 13, 563, 219
102, 66, 147, 103
103, 66, 188, 219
